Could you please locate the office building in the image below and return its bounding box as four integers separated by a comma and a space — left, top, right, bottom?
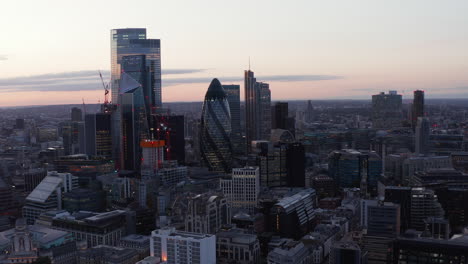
50, 210, 128, 247
120, 71, 149, 171
223, 84, 243, 155
185, 192, 230, 234
140, 140, 165, 178
257, 142, 288, 187
272, 102, 288, 129
415, 117, 430, 155
77, 245, 139, 264
270, 189, 317, 239
71, 107, 83, 122
111, 28, 161, 108
216, 228, 260, 264
267, 240, 311, 264
63, 188, 106, 213
286, 142, 305, 187
157, 161, 187, 187
23, 168, 47, 193
151, 227, 216, 264
328, 149, 382, 193
62, 121, 85, 155
424, 217, 450, 240
412, 90, 425, 130
153, 115, 185, 164
410, 188, 444, 230
220, 167, 260, 214
329, 242, 362, 264
23, 172, 78, 224
119, 234, 151, 257
245, 70, 271, 148
85, 112, 112, 158
371, 91, 402, 129
200, 78, 233, 173
367, 202, 400, 237
392, 232, 468, 264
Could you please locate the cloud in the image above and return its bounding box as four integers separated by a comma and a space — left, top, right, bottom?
0, 70, 341, 93
0, 55, 7, 61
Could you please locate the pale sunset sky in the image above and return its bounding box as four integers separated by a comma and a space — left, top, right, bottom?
0, 0, 467, 106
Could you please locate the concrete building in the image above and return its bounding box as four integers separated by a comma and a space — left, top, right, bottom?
220, 167, 260, 214
216, 228, 260, 264
185, 193, 230, 234
48, 210, 128, 247
150, 227, 216, 264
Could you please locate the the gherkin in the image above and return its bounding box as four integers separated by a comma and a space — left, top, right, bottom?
200, 78, 233, 173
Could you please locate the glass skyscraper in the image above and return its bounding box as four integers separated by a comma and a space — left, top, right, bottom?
111, 28, 161, 109
222, 85, 242, 155
244, 70, 271, 150
200, 79, 233, 173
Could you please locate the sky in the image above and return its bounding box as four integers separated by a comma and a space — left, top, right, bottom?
0, 0, 468, 107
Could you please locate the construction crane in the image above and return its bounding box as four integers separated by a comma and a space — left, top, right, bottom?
99, 70, 110, 106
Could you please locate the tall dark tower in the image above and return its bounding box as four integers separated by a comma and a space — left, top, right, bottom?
412, 90, 425, 130
71, 107, 83, 122
223, 84, 243, 155
200, 79, 232, 173
272, 102, 289, 129
244, 70, 271, 151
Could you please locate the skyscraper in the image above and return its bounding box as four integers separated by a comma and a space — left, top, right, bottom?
200, 79, 233, 173
120, 69, 150, 172
244, 70, 271, 149
223, 85, 243, 155
415, 117, 430, 155
110, 28, 161, 108
85, 113, 112, 159
272, 102, 288, 129
220, 167, 260, 214
371, 91, 402, 129
412, 90, 425, 130
71, 107, 83, 122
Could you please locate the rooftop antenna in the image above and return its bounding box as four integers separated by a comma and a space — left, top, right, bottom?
248, 56, 251, 71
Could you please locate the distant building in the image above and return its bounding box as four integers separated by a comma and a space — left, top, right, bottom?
151, 227, 216, 264
267, 240, 311, 264
216, 228, 260, 264
71, 107, 83, 122
153, 115, 186, 165
77, 245, 139, 264
412, 90, 425, 130
200, 79, 233, 173
49, 210, 128, 247
245, 70, 271, 149
329, 241, 362, 264
328, 149, 382, 193
85, 112, 112, 158
415, 117, 430, 155
23, 172, 78, 224
286, 142, 305, 187
223, 84, 243, 155
157, 161, 187, 187
185, 192, 230, 234
392, 232, 468, 264
371, 91, 402, 129
220, 167, 260, 214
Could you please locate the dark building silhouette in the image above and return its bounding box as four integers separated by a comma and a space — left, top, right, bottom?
15, 118, 25, 129
412, 90, 425, 130
415, 117, 430, 155
223, 84, 243, 155
85, 113, 112, 159
71, 107, 83, 122
272, 102, 288, 129
153, 115, 185, 164
244, 70, 271, 150
200, 79, 232, 173
286, 142, 305, 187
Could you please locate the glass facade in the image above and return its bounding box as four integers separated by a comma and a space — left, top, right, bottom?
222, 85, 242, 155
200, 79, 233, 173
111, 28, 161, 108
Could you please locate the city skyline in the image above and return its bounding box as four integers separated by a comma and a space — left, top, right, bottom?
1, 0, 468, 107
